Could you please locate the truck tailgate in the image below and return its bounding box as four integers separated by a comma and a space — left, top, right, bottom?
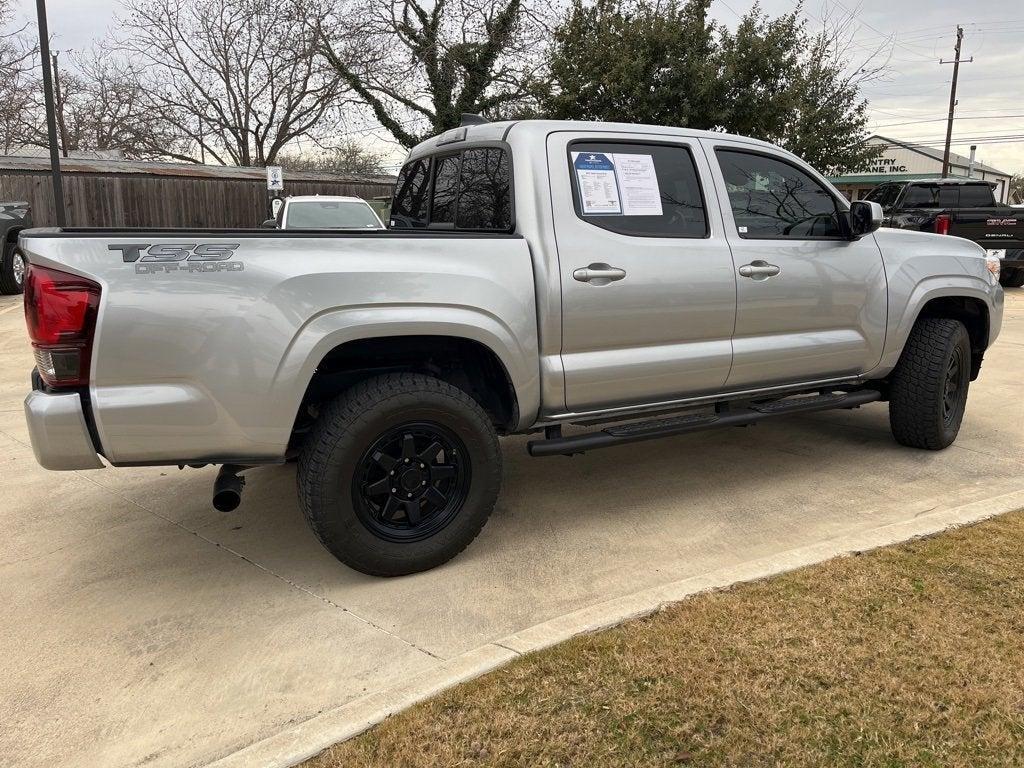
949, 210, 1024, 251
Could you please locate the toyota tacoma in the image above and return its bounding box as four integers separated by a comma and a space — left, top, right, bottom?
18, 119, 1004, 576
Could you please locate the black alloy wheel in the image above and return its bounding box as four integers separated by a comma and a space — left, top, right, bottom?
941, 343, 968, 426
352, 422, 470, 543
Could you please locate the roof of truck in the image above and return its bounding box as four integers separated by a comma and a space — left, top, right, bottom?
406, 119, 782, 161
898, 178, 997, 187
284, 195, 372, 204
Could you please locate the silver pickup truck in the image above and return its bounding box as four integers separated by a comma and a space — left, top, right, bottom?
19, 119, 1004, 576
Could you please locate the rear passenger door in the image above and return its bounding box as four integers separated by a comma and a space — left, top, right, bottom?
707, 143, 887, 389
549, 132, 738, 411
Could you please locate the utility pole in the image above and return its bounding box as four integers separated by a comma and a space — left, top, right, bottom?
35, 0, 66, 226
940, 25, 972, 177
51, 51, 70, 158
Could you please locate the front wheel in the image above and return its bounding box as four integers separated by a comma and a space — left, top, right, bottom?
297, 373, 501, 576
888, 317, 971, 450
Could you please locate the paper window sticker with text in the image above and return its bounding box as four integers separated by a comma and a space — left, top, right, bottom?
572, 152, 621, 214
612, 154, 663, 216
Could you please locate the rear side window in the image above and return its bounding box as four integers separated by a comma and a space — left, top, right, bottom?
958, 184, 996, 207
716, 149, 843, 238
390, 159, 430, 228
457, 148, 512, 229
568, 142, 707, 237
390, 146, 513, 232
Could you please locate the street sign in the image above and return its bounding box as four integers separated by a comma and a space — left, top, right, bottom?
266, 166, 284, 191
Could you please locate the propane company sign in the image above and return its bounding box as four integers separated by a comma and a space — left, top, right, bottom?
862, 157, 909, 174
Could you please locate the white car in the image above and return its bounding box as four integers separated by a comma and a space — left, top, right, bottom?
266, 195, 385, 230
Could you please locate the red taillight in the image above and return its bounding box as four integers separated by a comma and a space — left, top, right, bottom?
935, 213, 951, 236
23, 264, 101, 388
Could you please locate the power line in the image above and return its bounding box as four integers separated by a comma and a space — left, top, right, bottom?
871, 114, 1024, 129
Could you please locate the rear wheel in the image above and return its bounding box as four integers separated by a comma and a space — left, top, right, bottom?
297, 373, 501, 576
0, 241, 24, 295
888, 317, 971, 450
999, 267, 1024, 288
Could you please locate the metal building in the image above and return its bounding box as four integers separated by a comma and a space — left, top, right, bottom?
829, 135, 1013, 202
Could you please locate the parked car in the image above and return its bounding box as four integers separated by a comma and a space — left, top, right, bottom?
263, 195, 385, 230
0, 200, 31, 294
864, 178, 1024, 287
19, 119, 1003, 576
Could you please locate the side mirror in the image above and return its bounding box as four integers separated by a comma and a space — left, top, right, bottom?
848, 200, 883, 239
261, 218, 278, 229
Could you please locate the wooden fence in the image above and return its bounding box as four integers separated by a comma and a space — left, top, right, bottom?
0, 157, 396, 228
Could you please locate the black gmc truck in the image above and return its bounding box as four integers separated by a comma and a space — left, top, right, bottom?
864, 179, 1024, 288
0, 200, 31, 294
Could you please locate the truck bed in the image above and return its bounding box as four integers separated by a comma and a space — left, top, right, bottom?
19, 227, 540, 464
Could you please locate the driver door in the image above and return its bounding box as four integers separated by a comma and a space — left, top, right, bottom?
705, 141, 888, 389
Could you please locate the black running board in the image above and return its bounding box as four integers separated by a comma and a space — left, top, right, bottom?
527, 389, 882, 457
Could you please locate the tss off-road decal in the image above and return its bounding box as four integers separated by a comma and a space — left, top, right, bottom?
109, 243, 244, 274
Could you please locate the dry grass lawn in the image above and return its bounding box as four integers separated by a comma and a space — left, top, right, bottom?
307, 510, 1024, 767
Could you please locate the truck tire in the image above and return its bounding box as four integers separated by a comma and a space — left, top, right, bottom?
297, 373, 502, 576
888, 317, 971, 450
999, 268, 1024, 288
0, 241, 25, 295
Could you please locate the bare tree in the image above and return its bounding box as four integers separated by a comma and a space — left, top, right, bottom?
118, 0, 348, 165
314, 0, 551, 148
0, 0, 39, 155
277, 138, 391, 174
64, 50, 189, 158
16, 48, 190, 159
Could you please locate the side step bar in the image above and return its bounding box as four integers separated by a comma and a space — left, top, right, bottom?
527, 389, 882, 457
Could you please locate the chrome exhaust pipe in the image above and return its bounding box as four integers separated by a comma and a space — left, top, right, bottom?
212, 464, 247, 512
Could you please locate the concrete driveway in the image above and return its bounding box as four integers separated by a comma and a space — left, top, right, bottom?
2, 289, 1023, 768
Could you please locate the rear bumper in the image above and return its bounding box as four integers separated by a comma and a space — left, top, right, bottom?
23, 385, 104, 470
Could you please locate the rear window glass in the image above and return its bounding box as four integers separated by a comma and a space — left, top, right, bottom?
390, 158, 430, 228
285, 201, 381, 229
390, 146, 513, 232
430, 155, 460, 226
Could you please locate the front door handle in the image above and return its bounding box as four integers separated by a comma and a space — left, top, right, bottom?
738, 260, 781, 280
573, 263, 627, 285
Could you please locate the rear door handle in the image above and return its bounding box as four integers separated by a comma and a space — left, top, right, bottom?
738, 261, 781, 280
573, 263, 627, 284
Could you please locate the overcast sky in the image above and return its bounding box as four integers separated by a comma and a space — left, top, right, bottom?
15, 0, 1024, 173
